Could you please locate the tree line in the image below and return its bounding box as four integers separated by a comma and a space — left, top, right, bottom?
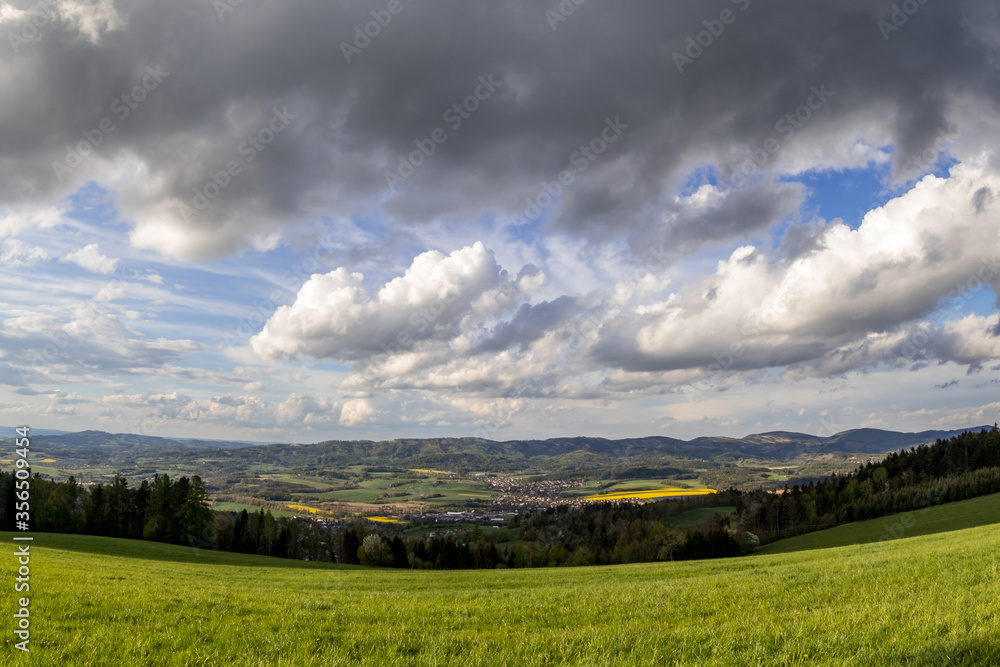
0, 473, 334, 561
0, 473, 212, 542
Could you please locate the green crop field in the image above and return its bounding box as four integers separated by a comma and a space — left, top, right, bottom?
566, 478, 709, 497
210, 501, 299, 519
760, 492, 1000, 555
3, 523, 999, 666
602, 478, 710, 492
287, 476, 499, 507
267, 475, 337, 490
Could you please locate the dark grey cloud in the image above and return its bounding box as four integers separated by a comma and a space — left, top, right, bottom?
0, 0, 996, 259
973, 186, 994, 214
474, 296, 579, 353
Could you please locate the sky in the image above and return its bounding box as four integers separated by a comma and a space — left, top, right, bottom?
0, 0, 998, 444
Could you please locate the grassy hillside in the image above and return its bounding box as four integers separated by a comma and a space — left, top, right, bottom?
3, 526, 999, 665
759, 492, 1000, 555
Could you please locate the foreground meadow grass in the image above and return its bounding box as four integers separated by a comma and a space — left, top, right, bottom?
2, 525, 999, 666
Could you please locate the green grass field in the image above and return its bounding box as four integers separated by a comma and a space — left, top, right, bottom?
760, 492, 1000, 555
3, 523, 999, 665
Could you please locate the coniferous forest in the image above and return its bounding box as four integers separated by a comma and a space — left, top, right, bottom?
737, 425, 1000, 544
2, 426, 997, 569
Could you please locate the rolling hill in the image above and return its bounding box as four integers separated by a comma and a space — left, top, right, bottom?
5, 522, 998, 665
759, 492, 1000, 555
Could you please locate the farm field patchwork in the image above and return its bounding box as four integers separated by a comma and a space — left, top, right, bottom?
286, 476, 501, 508
3, 523, 999, 665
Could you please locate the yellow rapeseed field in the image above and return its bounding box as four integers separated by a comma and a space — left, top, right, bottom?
286, 504, 334, 515
583, 488, 717, 501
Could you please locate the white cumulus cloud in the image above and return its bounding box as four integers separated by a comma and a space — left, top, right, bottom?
0, 239, 48, 267
251, 242, 513, 361
339, 398, 374, 426
60, 243, 119, 275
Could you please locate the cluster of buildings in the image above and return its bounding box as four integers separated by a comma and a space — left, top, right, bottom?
480, 476, 584, 509
402, 510, 517, 524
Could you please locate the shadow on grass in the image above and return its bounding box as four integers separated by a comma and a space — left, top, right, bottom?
0, 531, 363, 570
902, 638, 1000, 666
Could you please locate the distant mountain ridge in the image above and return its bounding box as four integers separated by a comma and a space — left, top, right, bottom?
1, 426, 72, 437
12, 425, 993, 467
491, 426, 992, 460
15, 430, 259, 451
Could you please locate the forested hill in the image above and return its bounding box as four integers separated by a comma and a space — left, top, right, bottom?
18, 426, 989, 471
739, 424, 1000, 544
157, 425, 996, 467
